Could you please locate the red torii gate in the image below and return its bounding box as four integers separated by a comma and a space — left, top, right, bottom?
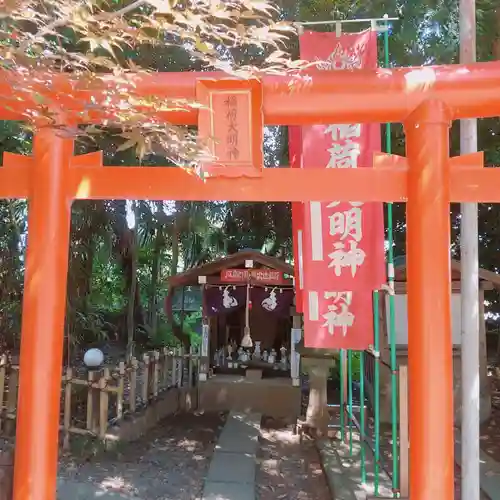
1, 62, 500, 500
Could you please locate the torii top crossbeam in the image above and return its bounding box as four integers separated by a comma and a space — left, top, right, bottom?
2, 61, 500, 124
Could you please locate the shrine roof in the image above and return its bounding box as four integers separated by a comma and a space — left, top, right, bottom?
168, 250, 293, 289
394, 255, 500, 286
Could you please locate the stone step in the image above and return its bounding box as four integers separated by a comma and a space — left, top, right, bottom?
207, 451, 256, 484
203, 481, 255, 500
202, 411, 262, 500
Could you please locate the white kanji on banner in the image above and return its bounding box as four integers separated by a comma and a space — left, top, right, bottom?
324, 124, 362, 142
328, 205, 363, 242
322, 291, 354, 336
328, 240, 366, 277
326, 140, 361, 169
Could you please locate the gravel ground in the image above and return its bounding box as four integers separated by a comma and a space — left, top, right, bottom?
256, 416, 331, 500
57, 412, 226, 500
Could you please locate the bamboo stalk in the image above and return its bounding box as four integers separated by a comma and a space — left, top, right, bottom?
360, 352, 366, 484
373, 290, 381, 496
348, 350, 353, 456
399, 364, 409, 497
339, 349, 345, 442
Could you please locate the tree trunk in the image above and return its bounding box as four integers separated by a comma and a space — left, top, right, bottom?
171, 204, 180, 277
169, 202, 190, 347
494, 8, 500, 59
149, 201, 164, 334
126, 202, 139, 361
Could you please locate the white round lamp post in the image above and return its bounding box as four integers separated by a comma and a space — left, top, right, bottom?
83, 348, 104, 369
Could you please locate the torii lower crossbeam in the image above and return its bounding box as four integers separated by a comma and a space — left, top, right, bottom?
2, 60, 500, 500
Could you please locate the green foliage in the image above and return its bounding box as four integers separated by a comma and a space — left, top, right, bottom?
3, 0, 500, 356
327, 351, 362, 383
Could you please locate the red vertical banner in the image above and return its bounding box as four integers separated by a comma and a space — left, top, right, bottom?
299, 30, 386, 350
289, 126, 304, 313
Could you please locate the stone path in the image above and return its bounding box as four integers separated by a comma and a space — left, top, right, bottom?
202, 411, 261, 500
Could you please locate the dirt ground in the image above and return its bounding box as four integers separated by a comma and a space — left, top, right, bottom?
480, 372, 500, 462
256, 416, 331, 500
57, 412, 226, 500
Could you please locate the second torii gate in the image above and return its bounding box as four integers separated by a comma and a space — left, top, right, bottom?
1, 63, 500, 500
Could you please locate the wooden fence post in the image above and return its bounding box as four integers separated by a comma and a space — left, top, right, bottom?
0, 355, 6, 433
171, 350, 177, 387
142, 354, 150, 404
162, 348, 169, 389
129, 357, 138, 413
116, 362, 125, 421
86, 370, 100, 434
5, 364, 18, 435
63, 367, 72, 450
188, 346, 194, 388
99, 368, 110, 439
177, 347, 184, 387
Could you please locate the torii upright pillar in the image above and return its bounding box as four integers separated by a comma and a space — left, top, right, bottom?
405, 100, 454, 498
13, 128, 73, 500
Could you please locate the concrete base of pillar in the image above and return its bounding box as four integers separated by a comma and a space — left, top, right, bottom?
302, 357, 335, 436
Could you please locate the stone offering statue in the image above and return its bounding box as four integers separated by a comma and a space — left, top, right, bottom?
227, 343, 234, 368
280, 346, 287, 369
268, 348, 276, 364
253, 341, 262, 361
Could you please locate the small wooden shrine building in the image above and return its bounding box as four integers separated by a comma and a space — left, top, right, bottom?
166, 250, 301, 418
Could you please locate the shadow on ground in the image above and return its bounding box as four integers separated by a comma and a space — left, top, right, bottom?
255, 416, 330, 500
57, 412, 226, 500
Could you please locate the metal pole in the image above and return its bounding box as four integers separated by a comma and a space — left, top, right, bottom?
459, 0, 480, 497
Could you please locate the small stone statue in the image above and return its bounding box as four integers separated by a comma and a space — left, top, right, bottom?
253, 341, 262, 361
280, 346, 287, 370
268, 348, 276, 364
262, 350, 269, 362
